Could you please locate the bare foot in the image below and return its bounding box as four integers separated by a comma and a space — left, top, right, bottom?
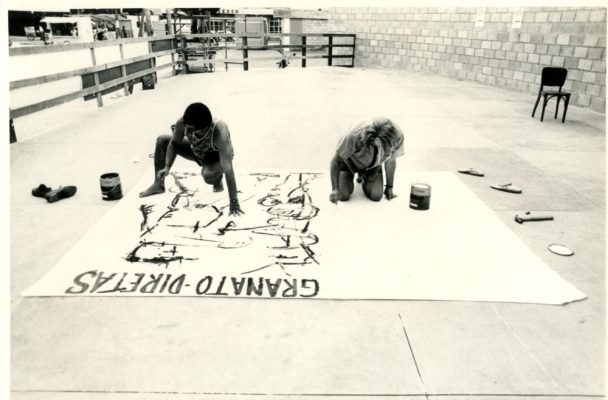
213, 177, 224, 192
139, 182, 165, 197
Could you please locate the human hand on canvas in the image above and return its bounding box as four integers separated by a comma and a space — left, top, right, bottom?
329, 189, 340, 204
229, 200, 244, 216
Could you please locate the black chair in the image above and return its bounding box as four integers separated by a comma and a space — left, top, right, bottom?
532, 67, 571, 123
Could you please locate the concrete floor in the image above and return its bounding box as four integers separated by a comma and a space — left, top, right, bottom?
9, 66, 605, 399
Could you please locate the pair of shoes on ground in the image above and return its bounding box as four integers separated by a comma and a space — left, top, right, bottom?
458, 168, 522, 194
32, 184, 77, 203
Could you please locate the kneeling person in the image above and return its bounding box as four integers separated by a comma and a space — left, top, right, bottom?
140, 102, 244, 216
329, 118, 404, 203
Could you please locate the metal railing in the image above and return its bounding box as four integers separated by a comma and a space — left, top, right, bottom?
8, 32, 356, 142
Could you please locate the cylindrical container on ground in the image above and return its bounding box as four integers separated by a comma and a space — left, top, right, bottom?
100, 172, 123, 200
409, 183, 431, 210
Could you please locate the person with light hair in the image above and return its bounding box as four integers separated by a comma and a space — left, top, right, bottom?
329, 118, 405, 203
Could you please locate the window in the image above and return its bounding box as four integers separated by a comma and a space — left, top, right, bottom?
269, 17, 282, 34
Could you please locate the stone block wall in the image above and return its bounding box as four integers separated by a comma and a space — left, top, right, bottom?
327, 7, 606, 113
301, 18, 328, 46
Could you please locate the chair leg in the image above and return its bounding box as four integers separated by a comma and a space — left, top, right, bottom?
562, 94, 571, 123
541, 95, 549, 122
532, 92, 542, 117
555, 96, 560, 119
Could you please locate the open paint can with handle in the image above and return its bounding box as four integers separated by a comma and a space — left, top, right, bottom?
100, 172, 123, 200
409, 182, 431, 210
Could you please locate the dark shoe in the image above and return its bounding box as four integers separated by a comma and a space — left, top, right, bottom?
32, 184, 52, 198
45, 186, 77, 203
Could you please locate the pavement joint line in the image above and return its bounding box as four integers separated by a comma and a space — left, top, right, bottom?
398, 312, 426, 389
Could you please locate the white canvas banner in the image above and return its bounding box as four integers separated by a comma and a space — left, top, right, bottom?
22, 167, 586, 304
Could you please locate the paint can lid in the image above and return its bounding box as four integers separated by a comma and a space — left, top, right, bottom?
411, 183, 431, 196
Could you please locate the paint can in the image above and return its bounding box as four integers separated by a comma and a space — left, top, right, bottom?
409, 183, 431, 210
100, 172, 123, 201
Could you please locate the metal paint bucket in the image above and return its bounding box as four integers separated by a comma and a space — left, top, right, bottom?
100, 172, 123, 201
409, 183, 431, 210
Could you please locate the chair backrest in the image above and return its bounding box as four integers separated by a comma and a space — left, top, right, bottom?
541, 67, 568, 88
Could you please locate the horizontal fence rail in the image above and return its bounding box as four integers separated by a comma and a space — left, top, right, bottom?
176, 32, 356, 72
8, 32, 355, 141
9, 35, 179, 121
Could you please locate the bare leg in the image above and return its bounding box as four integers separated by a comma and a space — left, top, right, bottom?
362, 167, 384, 202
338, 170, 355, 201
139, 135, 198, 197
202, 161, 224, 192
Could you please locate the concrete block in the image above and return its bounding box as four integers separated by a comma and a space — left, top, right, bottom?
496, 31, 509, 41
585, 83, 601, 96
590, 9, 607, 22
481, 40, 492, 49
561, 10, 576, 22
540, 54, 552, 65
572, 80, 587, 92
520, 32, 531, 43
506, 51, 517, 60
547, 44, 561, 55
588, 22, 605, 34
489, 58, 500, 68
564, 57, 579, 68
569, 34, 585, 46
559, 46, 574, 57
590, 96, 606, 113
556, 34, 570, 45
530, 34, 544, 44
591, 60, 606, 72
524, 71, 536, 82
513, 70, 524, 80
543, 32, 558, 45
575, 93, 592, 106
516, 52, 528, 62
548, 11, 562, 22
578, 59, 593, 70
491, 41, 502, 50
583, 34, 600, 47
521, 62, 532, 72
575, 10, 591, 22
587, 47, 604, 60
536, 44, 548, 54
528, 53, 540, 64
506, 78, 519, 89
552, 55, 565, 66
535, 12, 549, 22
574, 46, 589, 58
569, 68, 583, 80
523, 12, 536, 23
582, 71, 597, 83
524, 43, 536, 53
501, 41, 513, 51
